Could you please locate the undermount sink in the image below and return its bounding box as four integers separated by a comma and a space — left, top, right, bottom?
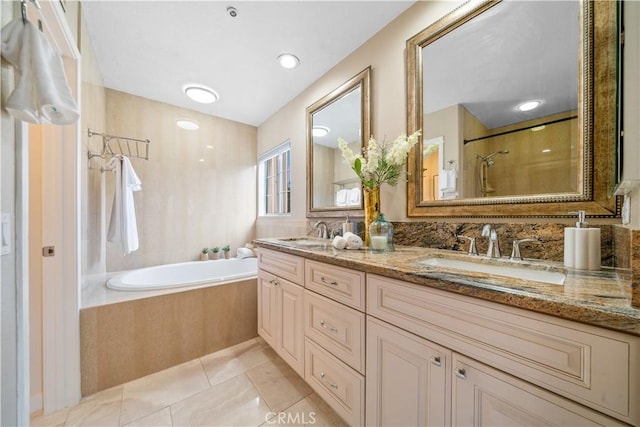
276, 237, 330, 249
418, 257, 566, 285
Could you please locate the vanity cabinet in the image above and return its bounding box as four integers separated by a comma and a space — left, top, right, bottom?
303, 259, 366, 425
367, 273, 639, 426
257, 249, 305, 376
452, 353, 627, 426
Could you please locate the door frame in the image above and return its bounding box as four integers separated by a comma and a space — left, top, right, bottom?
21, 0, 82, 414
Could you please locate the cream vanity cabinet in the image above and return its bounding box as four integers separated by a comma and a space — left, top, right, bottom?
367, 273, 639, 427
257, 248, 305, 376
303, 260, 366, 426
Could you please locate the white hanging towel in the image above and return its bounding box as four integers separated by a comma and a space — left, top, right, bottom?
348, 187, 361, 206
1, 18, 79, 124
439, 169, 457, 193
335, 189, 348, 206
107, 156, 142, 255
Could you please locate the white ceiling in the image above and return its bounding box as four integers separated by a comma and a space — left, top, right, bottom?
81, 1, 415, 127
424, 0, 578, 130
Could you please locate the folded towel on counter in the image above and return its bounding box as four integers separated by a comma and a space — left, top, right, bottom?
335, 189, 348, 206
348, 187, 361, 206
1, 18, 79, 124
237, 247, 256, 258
439, 169, 457, 194
343, 232, 363, 250
332, 236, 348, 250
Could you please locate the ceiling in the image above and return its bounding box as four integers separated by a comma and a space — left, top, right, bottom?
424, 0, 578, 130
81, 1, 414, 127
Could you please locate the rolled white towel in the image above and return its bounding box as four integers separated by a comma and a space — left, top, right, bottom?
236, 247, 256, 259
343, 232, 363, 250
332, 236, 347, 250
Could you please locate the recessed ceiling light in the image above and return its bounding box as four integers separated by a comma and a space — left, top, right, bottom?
176, 119, 199, 130
312, 126, 330, 137
542, 148, 552, 153
531, 125, 546, 132
277, 53, 300, 69
517, 100, 541, 112
199, 158, 205, 162
184, 85, 219, 104
206, 145, 214, 149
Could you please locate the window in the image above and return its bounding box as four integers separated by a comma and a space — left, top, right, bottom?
258, 141, 291, 215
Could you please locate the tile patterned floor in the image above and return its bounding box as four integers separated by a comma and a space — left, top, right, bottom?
31, 338, 346, 427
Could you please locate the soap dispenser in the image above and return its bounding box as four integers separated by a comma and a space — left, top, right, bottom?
564, 211, 601, 270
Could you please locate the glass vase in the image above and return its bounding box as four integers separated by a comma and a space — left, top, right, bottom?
369, 213, 394, 252
363, 186, 381, 247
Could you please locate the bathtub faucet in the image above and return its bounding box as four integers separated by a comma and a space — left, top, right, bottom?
314, 221, 329, 239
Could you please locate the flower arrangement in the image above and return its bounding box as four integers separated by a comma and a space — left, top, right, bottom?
338, 130, 421, 189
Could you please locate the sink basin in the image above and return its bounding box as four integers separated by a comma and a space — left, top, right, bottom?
276, 237, 330, 249
418, 257, 566, 285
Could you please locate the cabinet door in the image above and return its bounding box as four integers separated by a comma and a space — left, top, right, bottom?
452, 353, 627, 427
257, 270, 278, 348
366, 317, 451, 427
277, 278, 305, 376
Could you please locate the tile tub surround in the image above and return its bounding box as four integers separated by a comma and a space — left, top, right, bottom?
80, 279, 257, 396
255, 238, 640, 336
308, 220, 616, 267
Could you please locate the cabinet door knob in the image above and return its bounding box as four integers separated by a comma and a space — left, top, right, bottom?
320, 372, 339, 389
320, 276, 339, 286
430, 356, 442, 367
455, 367, 467, 380
319, 320, 338, 333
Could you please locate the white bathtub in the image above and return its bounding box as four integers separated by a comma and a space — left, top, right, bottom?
106, 257, 258, 291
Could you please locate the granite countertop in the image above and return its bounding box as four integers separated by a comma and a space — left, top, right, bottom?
254, 237, 640, 337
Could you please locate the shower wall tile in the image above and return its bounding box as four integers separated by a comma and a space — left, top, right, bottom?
104, 90, 257, 272
80, 279, 258, 396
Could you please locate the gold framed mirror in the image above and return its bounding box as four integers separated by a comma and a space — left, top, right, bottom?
407, 0, 620, 217
307, 67, 371, 218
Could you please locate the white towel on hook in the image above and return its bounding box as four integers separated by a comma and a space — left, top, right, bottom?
107, 156, 142, 255
1, 18, 79, 124
439, 169, 457, 193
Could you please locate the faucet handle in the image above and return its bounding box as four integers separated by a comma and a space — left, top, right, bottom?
510, 238, 539, 260
457, 235, 478, 256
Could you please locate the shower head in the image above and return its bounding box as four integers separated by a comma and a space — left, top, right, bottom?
484, 150, 509, 160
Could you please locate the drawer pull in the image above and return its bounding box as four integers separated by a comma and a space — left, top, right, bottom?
319, 320, 338, 333
320, 276, 339, 286
430, 356, 442, 367
455, 367, 467, 380
320, 372, 339, 389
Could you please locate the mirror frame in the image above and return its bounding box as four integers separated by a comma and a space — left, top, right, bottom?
406, 0, 620, 218
306, 66, 371, 218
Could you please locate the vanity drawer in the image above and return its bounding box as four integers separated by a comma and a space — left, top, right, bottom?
304, 290, 365, 373
367, 274, 638, 425
258, 248, 304, 285
304, 338, 364, 426
305, 260, 365, 310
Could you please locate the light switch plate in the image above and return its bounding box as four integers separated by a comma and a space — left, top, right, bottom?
1, 213, 10, 256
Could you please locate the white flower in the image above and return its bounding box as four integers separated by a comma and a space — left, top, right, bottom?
338, 130, 421, 189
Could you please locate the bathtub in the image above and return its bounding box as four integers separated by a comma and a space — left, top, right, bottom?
106, 257, 258, 291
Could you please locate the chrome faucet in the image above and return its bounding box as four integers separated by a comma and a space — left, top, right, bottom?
510, 238, 540, 261
314, 221, 329, 239
481, 224, 501, 258
457, 235, 478, 255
